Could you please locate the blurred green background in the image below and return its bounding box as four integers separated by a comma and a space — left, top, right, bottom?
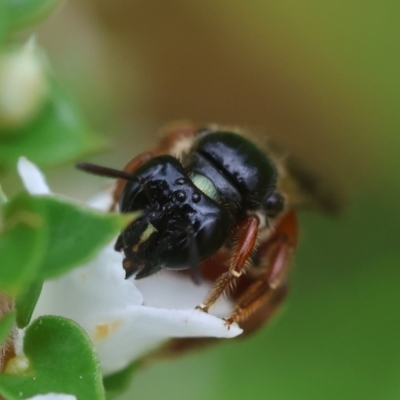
7, 1, 400, 399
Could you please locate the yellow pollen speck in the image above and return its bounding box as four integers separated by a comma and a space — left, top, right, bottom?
4, 355, 29, 374
94, 320, 122, 340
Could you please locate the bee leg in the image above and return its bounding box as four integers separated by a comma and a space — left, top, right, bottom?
197, 215, 259, 313
224, 282, 287, 328
260, 210, 298, 289
110, 152, 154, 210
225, 210, 298, 327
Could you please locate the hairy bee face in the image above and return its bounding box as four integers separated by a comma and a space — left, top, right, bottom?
117, 155, 231, 279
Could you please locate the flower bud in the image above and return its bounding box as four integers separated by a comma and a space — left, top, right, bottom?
0, 38, 48, 131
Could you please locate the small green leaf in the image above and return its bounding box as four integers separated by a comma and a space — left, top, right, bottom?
15, 280, 43, 329
0, 316, 105, 400
3, 0, 61, 33
0, 192, 133, 295
0, 183, 7, 205
0, 79, 108, 170
0, 5, 7, 45
0, 311, 16, 345
33, 196, 134, 279
103, 361, 139, 400
0, 194, 47, 294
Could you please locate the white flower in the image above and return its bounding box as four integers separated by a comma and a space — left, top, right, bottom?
17, 157, 242, 375
26, 394, 76, 400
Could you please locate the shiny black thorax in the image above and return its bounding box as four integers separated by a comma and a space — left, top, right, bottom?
117, 130, 283, 279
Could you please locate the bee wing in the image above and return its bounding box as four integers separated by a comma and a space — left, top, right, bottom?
268, 140, 346, 215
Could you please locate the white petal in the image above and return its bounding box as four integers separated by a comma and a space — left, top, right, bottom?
17, 157, 51, 195
32, 242, 143, 324
134, 272, 233, 318
86, 189, 113, 211
32, 242, 241, 375
94, 306, 241, 374
25, 394, 76, 400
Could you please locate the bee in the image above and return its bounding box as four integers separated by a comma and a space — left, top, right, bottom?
77, 121, 342, 334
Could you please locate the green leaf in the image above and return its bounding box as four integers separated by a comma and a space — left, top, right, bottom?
0, 6, 6, 46
0, 194, 47, 295
103, 361, 139, 400
0, 79, 108, 170
32, 196, 134, 279
0, 312, 16, 345
0, 193, 134, 295
0, 182, 7, 205
3, 0, 61, 33
0, 316, 105, 400
15, 280, 43, 329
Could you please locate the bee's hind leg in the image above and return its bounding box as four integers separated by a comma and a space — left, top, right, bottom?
225, 210, 298, 327
196, 215, 259, 313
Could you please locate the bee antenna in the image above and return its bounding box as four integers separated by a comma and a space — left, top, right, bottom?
76, 162, 138, 182
76, 162, 157, 205
175, 222, 202, 285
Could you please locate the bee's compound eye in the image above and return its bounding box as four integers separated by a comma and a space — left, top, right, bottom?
192, 192, 201, 203
265, 192, 284, 217
172, 190, 187, 203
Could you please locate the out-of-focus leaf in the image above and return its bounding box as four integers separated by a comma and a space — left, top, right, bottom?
0, 80, 108, 170
103, 361, 139, 400
0, 182, 7, 205
3, 0, 61, 33
0, 316, 104, 400
0, 7, 5, 47
0, 311, 16, 344
15, 280, 43, 328
0, 194, 47, 295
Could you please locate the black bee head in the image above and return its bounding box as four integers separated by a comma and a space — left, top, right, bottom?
118, 155, 231, 279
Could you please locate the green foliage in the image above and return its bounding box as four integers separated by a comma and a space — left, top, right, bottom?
0, 79, 108, 171
0, 194, 48, 295
1, 0, 61, 34
0, 312, 16, 345
15, 280, 43, 328
0, 192, 133, 293
29, 196, 132, 280
0, 316, 105, 400
0, 0, 107, 171
0, 2, 141, 400
103, 361, 139, 400
0, 183, 7, 204
0, 187, 137, 397
0, 187, 140, 398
